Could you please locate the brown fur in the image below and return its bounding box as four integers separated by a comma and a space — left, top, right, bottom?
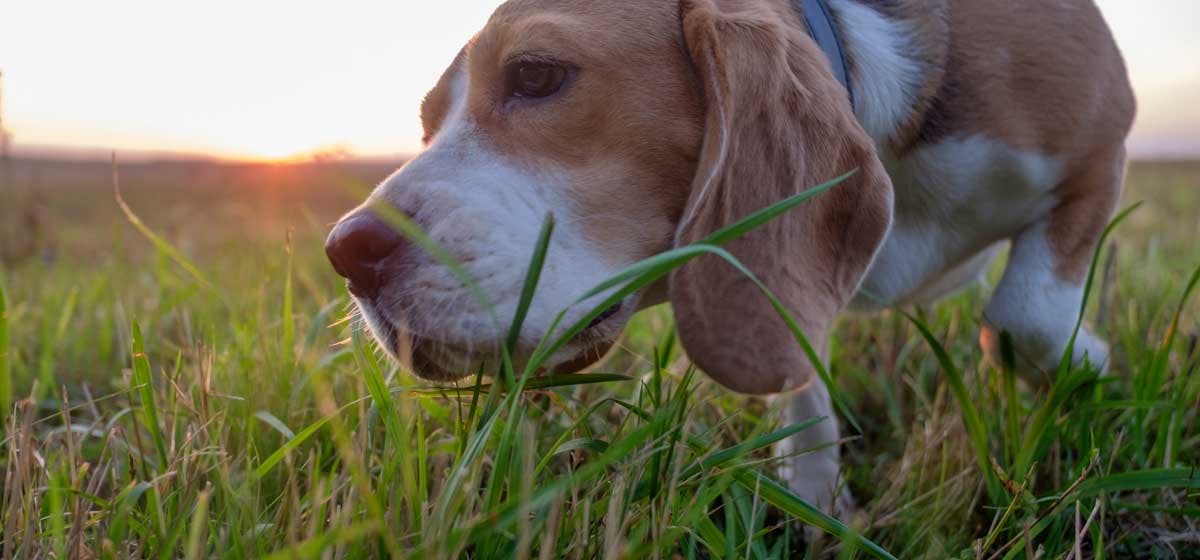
669, 0, 893, 394
420, 49, 468, 146
409, 0, 1134, 392
872, 0, 1135, 280
422, 1, 705, 269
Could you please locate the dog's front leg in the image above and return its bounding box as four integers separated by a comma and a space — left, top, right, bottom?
772, 378, 850, 517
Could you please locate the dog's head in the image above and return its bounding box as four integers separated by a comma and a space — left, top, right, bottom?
326, 0, 893, 394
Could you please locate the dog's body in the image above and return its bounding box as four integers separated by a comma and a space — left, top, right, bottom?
327, 0, 1134, 513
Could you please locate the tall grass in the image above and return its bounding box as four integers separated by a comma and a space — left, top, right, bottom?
0, 280, 10, 422
0, 160, 1197, 558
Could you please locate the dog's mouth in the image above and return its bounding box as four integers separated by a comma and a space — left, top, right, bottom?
359, 299, 627, 381
586, 303, 623, 329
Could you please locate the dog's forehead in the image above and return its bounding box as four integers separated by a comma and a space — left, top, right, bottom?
420, 0, 693, 146
479, 0, 683, 59
488, 0, 679, 26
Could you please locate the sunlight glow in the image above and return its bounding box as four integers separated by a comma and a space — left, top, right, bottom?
1, 0, 1197, 160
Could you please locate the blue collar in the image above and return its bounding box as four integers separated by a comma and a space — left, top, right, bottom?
798, 0, 854, 106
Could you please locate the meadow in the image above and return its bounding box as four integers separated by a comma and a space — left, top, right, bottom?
0, 157, 1197, 558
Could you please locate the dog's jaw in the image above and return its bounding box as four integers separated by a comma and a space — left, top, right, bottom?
353, 291, 634, 381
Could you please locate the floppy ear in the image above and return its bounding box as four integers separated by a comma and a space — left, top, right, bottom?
669, 0, 894, 395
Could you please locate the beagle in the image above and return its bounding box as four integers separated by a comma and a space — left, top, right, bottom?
326, 0, 1135, 513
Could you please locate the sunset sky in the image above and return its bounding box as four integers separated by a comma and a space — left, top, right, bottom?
2, 1, 1198, 161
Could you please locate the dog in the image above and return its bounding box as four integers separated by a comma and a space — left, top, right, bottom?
325, 0, 1135, 513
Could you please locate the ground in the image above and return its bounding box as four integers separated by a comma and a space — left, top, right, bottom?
0, 158, 1197, 558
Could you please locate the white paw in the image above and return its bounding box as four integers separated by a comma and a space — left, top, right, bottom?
785, 474, 855, 542
979, 323, 1111, 381
778, 452, 852, 517
1068, 329, 1110, 373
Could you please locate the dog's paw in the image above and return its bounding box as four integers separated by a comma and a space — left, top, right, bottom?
979, 323, 1111, 382
796, 485, 857, 542
779, 456, 853, 518
1068, 329, 1111, 374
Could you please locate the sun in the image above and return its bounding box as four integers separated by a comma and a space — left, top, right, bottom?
223, 140, 361, 164
235, 143, 314, 163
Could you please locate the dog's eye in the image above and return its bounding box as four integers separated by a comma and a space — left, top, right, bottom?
507, 61, 567, 99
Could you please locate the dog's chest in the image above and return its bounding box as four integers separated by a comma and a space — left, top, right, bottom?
853, 135, 1066, 308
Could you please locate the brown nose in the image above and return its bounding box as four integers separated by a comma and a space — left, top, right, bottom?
325, 213, 405, 299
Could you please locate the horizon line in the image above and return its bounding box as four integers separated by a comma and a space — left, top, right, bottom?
6, 140, 1200, 166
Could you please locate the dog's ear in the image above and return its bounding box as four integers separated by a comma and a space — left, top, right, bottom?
669, 0, 894, 394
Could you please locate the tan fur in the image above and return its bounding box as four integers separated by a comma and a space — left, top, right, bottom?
870, 0, 1136, 280
669, 0, 893, 394
331, 0, 1135, 515
407, 0, 1133, 389
420, 50, 468, 146
416, 0, 893, 393
1047, 145, 1128, 281
422, 1, 704, 270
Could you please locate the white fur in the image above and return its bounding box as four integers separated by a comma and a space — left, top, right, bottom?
778, 8, 1104, 512
338, 6, 1111, 518
906, 242, 1004, 304
856, 135, 1067, 308
828, 0, 924, 143
982, 223, 1110, 375
787, 133, 1077, 511
358, 63, 630, 368
773, 382, 850, 517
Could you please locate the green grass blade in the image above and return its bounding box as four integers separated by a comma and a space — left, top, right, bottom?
1060, 202, 1142, 373
253, 397, 363, 480
282, 231, 296, 363
354, 327, 404, 448
998, 468, 1200, 560
529, 243, 847, 429
695, 417, 825, 472
184, 489, 210, 560
131, 321, 169, 470
700, 170, 855, 246
575, 171, 852, 304
106, 481, 154, 544
733, 471, 893, 559
506, 214, 554, 356
398, 373, 632, 399
452, 420, 661, 550
366, 197, 497, 326
1149, 261, 1200, 392
528, 244, 725, 371
259, 521, 381, 560
902, 310, 1001, 500
48, 469, 68, 558
634, 417, 825, 501
542, 173, 853, 378
695, 517, 730, 558
1012, 368, 1100, 479
0, 280, 10, 422
433, 407, 502, 524
36, 286, 78, 402
602, 397, 894, 557
254, 410, 296, 440
113, 156, 216, 292
1075, 467, 1200, 500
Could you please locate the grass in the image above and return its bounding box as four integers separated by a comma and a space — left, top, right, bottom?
0, 158, 1198, 558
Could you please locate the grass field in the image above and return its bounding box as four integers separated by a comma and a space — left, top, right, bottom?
0, 158, 1197, 558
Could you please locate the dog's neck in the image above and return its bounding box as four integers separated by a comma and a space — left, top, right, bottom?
796, 0, 854, 105
816, 0, 951, 153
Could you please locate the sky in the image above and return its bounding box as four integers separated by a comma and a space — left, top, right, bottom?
1, 1, 1198, 161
